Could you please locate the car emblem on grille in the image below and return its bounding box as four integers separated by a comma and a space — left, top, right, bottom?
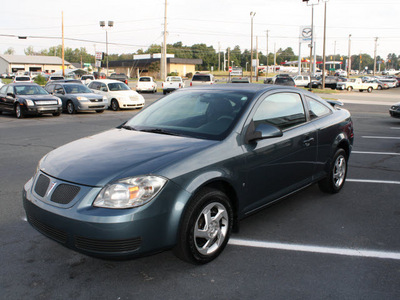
47, 181, 57, 196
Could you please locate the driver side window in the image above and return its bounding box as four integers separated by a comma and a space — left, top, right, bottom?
253, 92, 306, 130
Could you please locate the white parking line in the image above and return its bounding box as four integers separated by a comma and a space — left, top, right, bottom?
229, 239, 400, 261
352, 151, 400, 156
347, 179, 400, 185
362, 136, 400, 140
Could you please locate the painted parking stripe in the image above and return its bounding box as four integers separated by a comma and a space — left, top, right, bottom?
229, 239, 400, 261
347, 179, 400, 185
362, 136, 400, 140
352, 151, 400, 156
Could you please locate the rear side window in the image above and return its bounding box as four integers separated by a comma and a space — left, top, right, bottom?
253, 92, 306, 130
306, 97, 332, 120
192, 75, 211, 82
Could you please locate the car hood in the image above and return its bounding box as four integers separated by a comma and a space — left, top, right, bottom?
40, 128, 216, 186
71, 93, 103, 99
19, 94, 59, 101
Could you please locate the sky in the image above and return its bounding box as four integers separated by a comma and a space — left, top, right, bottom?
1, 0, 399, 61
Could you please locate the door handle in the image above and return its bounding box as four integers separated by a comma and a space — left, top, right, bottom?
303, 137, 315, 146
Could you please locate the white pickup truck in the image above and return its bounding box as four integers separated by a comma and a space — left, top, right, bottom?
336, 78, 377, 92
162, 76, 184, 94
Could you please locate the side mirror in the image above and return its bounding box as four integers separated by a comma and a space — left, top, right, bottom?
245, 121, 283, 144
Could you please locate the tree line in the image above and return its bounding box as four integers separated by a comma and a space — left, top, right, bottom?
3, 43, 398, 72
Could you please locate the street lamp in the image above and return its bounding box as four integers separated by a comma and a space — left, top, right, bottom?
347, 34, 352, 78
303, 0, 319, 91
99, 20, 114, 77
250, 12, 256, 83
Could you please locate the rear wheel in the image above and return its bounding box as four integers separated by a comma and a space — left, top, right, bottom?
377, 85, 382, 90
317, 84, 322, 89
347, 86, 353, 91
174, 188, 233, 264
319, 148, 348, 194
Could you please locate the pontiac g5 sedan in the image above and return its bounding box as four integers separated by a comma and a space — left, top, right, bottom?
23, 84, 354, 264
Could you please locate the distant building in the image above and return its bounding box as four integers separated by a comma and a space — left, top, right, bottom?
0, 55, 73, 74
108, 55, 202, 78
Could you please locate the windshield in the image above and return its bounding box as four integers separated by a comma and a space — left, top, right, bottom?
108, 82, 130, 91
125, 89, 253, 140
15, 85, 48, 95
64, 84, 92, 94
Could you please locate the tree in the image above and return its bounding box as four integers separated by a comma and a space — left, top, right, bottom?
4, 48, 15, 55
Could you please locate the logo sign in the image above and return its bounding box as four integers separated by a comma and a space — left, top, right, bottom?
300, 26, 312, 42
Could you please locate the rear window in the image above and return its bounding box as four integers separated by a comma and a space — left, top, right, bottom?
275, 78, 294, 85
15, 77, 31, 81
139, 77, 151, 82
192, 75, 211, 82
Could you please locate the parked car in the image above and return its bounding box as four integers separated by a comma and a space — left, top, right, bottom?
274, 76, 295, 86
0, 83, 62, 118
81, 75, 95, 85
230, 77, 250, 83
389, 102, 400, 118
189, 73, 215, 86
336, 78, 377, 92
293, 75, 311, 87
135, 76, 157, 93
108, 73, 129, 84
44, 82, 108, 114
13, 75, 32, 83
48, 75, 65, 82
23, 84, 354, 264
365, 79, 389, 90
162, 76, 185, 94
382, 69, 399, 76
264, 74, 291, 84
88, 79, 145, 111
379, 78, 397, 88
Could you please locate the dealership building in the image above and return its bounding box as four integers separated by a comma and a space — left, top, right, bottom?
0, 55, 73, 74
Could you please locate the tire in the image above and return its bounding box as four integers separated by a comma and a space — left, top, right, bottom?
95, 110, 104, 113
163, 90, 167, 95
174, 188, 233, 264
359, 90, 364, 92
15, 104, 24, 119
66, 101, 76, 114
111, 99, 119, 111
347, 86, 353, 91
318, 148, 348, 194
377, 85, 382, 90
367, 87, 373, 93
52, 112, 61, 116
317, 84, 322, 89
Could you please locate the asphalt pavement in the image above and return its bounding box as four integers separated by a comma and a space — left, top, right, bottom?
0, 88, 399, 299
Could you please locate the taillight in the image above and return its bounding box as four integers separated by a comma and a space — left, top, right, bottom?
190, 82, 192, 86
125, 80, 128, 84
162, 83, 164, 88
179, 83, 181, 88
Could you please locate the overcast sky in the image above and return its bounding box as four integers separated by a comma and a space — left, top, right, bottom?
1, 0, 399, 60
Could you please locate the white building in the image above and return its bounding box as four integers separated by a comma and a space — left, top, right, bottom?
0, 55, 73, 74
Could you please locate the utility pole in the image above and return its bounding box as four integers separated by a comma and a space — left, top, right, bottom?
266, 30, 269, 78
250, 12, 256, 83
218, 42, 221, 71
373, 37, 378, 76
322, 0, 327, 88
62, 11, 65, 77
256, 36, 259, 82
347, 34, 352, 78
227, 47, 230, 69
161, 0, 168, 81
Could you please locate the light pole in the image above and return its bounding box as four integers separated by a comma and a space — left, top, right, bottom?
322, 0, 329, 89
250, 12, 256, 83
347, 34, 352, 78
99, 20, 114, 77
246, 62, 249, 72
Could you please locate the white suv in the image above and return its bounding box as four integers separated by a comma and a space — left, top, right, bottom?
189, 74, 214, 86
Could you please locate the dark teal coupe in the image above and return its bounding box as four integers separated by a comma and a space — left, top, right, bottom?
23, 84, 354, 264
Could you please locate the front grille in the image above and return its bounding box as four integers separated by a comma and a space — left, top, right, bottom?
34, 174, 50, 197
89, 99, 101, 102
75, 236, 142, 253
28, 215, 67, 244
88, 105, 104, 108
50, 184, 80, 204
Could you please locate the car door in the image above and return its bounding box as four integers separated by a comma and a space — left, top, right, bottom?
243, 91, 317, 214
4, 85, 16, 112
54, 84, 67, 109
0, 85, 8, 111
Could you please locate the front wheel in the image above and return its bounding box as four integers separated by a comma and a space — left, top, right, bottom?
174, 188, 233, 264
347, 86, 353, 91
318, 148, 348, 194
15, 105, 25, 119
66, 101, 76, 114
110, 99, 119, 111
367, 87, 373, 93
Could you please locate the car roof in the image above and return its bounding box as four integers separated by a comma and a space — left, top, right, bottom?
91, 79, 124, 83
9, 82, 39, 86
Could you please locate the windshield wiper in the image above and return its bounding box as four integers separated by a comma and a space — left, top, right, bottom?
121, 125, 138, 131
139, 128, 181, 136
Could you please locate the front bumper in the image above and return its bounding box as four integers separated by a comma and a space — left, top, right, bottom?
26, 105, 62, 115
77, 101, 108, 111
118, 98, 145, 109
23, 172, 191, 259
389, 107, 400, 118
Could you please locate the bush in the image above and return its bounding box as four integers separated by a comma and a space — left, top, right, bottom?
34, 75, 47, 86
168, 72, 178, 76
186, 72, 193, 79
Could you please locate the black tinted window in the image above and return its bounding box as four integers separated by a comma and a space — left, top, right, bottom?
192, 75, 211, 81
306, 97, 332, 120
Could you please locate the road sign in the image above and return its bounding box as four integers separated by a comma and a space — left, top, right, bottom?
95, 52, 104, 60
95, 60, 101, 68
229, 66, 232, 72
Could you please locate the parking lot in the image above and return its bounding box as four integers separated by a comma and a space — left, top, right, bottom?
0, 89, 399, 299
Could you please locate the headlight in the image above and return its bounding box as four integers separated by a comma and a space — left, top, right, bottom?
77, 96, 89, 101
56, 98, 62, 105
25, 99, 34, 106
93, 176, 167, 209
102, 96, 108, 102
